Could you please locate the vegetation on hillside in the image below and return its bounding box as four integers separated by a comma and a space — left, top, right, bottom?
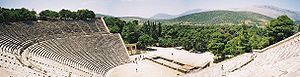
164, 11, 271, 26
105, 17, 161, 48
298, 23, 300, 32
120, 11, 272, 26
106, 15, 297, 62
267, 15, 295, 44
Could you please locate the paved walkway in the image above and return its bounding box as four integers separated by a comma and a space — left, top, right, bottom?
147, 47, 214, 67
107, 60, 182, 77
107, 47, 214, 77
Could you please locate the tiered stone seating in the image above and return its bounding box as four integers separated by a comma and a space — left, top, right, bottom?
183, 53, 254, 77
0, 18, 130, 77
0, 51, 46, 77
226, 32, 300, 77
95, 19, 110, 33
62, 21, 82, 33
0, 19, 109, 53
28, 34, 129, 76
75, 20, 93, 33
83, 20, 101, 33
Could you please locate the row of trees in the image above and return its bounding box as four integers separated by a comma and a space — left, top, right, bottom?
160, 15, 295, 62
39, 9, 95, 20
0, 7, 96, 23
0, 7, 37, 23
106, 15, 297, 62
104, 17, 162, 48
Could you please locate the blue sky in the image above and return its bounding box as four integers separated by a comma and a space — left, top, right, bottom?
1, 0, 299, 18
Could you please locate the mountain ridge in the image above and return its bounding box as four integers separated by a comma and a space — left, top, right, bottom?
118, 10, 272, 26
163, 10, 272, 25
229, 5, 300, 21
149, 9, 208, 20
149, 13, 176, 19
147, 5, 300, 21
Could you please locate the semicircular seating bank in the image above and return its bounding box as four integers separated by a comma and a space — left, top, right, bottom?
0, 17, 130, 77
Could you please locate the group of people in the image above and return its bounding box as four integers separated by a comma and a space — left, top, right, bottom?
132, 55, 145, 72
132, 55, 145, 64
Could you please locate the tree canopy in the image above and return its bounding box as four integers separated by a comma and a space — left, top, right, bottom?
39, 9, 95, 20
0, 7, 36, 22
76, 9, 95, 20
267, 15, 295, 44
39, 10, 60, 20
59, 9, 73, 20
0, 7, 97, 22
105, 15, 296, 62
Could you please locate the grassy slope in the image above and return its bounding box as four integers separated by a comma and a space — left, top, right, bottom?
119, 10, 272, 26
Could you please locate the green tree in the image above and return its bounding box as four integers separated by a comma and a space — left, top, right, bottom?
121, 20, 140, 44
14, 8, 37, 21
70, 11, 78, 20
137, 34, 155, 49
141, 21, 162, 41
158, 37, 175, 47
0, 7, 36, 22
249, 35, 270, 49
0, 7, 5, 22
160, 24, 180, 47
59, 9, 72, 20
39, 10, 60, 20
180, 29, 198, 51
207, 31, 232, 61
267, 15, 295, 44
208, 32, 226, 58
76, 9, 95, 20
161, 25, 179, 39
298, 23, 300, 32
193, 30, 209, 52
224, 35, 251, 58
105, 17, 126, 33
0, 7, 13, 22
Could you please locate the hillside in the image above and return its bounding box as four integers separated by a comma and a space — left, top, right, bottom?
95, 13, 113, 17
231, 5, 300, 21
164, 10, 272, 26
119, 16, 151, 22
150, 13, 176, 19
149, 9, 207, 20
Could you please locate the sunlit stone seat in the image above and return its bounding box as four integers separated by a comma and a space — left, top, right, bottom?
0, 18, 129, 77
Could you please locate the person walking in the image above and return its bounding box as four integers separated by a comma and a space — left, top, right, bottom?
136, 68, 138, 72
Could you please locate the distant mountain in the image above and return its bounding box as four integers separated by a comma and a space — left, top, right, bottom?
150, 13, 176, 19
120, 10, 272, 25
231, 5, 300, 21
119, 16, 150, 22
164, 10, 272, 25
95, 13, 113, 17
178, 9, 206, 16
119, 5, 300, 25
150, 5, 300, 21
149, 9, 207, 20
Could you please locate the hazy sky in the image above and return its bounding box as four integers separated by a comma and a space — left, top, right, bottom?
1, 0, 300, 18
